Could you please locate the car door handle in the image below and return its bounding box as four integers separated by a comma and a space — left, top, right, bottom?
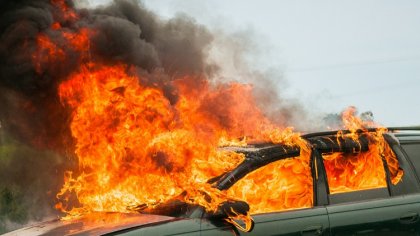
301, 225, 323, 236
400, 212, 419, 224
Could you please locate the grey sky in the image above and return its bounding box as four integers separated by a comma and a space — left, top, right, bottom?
88, 0, 420, 126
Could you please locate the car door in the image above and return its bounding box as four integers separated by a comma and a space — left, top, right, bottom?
200, 150, 330, 236
326, 194, 420, 236
321, 134, 420, 235
200, 207, 329, 236
110, 218, 202, 236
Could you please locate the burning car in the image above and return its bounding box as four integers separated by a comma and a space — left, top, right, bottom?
5, 126, 420, 235
2, 1, 420, 235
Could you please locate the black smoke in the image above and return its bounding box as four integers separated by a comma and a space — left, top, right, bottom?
0, 0, 217, 149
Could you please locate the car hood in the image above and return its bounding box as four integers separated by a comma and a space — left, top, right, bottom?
3, 212, 176, 236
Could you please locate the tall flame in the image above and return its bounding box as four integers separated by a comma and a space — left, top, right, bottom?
30, 1, 402, 224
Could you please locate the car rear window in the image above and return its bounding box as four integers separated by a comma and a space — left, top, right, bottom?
400, 142, 420, 180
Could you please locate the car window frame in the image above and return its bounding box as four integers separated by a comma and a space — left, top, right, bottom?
218, 146, 319, 215
314, 136, 394, 205
312, 148, 329, 206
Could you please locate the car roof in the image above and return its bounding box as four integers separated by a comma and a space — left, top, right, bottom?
214, 126, 420, 190
301, 126, 420, 139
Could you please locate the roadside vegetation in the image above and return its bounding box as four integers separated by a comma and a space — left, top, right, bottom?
0, 128, 69, 233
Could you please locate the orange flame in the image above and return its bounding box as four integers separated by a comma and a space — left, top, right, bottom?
227, 139, 313, 214
323, 107, 402, 194
55, 63, 296, 218
51, 0, 79, 23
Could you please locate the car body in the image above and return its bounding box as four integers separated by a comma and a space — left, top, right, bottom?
5, 127, 420, 236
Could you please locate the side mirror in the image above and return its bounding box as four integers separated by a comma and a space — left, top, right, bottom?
212, 200, 249, 218
207, 200, 254, 233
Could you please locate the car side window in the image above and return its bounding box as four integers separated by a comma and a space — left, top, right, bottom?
400, 142, 420, 182
321, 149, 389, 204
226, 153, 314, 214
